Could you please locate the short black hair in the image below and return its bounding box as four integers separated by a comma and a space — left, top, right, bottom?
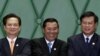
42, 18, 59, 28
3, 13, 21, 26
80, 11, 98, 23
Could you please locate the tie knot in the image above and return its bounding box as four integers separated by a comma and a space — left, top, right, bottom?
48, 42, 52, 47
47, 42, 52, 53
86, 38, 89, 40
11, 40, 14, 44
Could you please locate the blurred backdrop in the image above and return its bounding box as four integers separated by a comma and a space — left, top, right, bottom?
0, 0, 100, 41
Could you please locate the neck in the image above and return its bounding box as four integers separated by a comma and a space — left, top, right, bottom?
83, 33, 94, 37
7, 35, 17, 39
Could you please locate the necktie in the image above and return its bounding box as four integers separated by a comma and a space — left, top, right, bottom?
85, 37, 90, 55
86, 38, 89, 43
47, 42, 52, 53
10, 40, 14, 54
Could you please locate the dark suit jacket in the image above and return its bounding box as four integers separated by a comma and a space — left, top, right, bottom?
0, 40, 1, 56
67, 33, 100, 56
31, 37, 67, 56
0, 37, 31, 56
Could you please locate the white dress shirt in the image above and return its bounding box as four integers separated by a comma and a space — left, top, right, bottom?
45, 38, 55, 48
7, 36, 17, 45
83, 33, 94, 43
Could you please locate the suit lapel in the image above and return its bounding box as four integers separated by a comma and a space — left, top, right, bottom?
77, 33, 88, 55
2, 38, 11, 56
41, 38, 50, 55
89, 33, 99, 55
51, 39, 57, 52
13, 38, 21, 55
90, 33, 98, 47
50, 39, 60, 56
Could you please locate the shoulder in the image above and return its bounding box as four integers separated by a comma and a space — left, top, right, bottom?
55, 39, 67, 46
94, 33, 100, 40
94, 33, 100, 37
17, 37, 30, 43
68, 33, 82, 40
0, 38, 7, 43
66, 33, 83, 44
0, 38, 6, 40
31, 37, 43, 42
56, 39, 66, 43
30, 38, 44, 48
55, 39, 67, 50
30, 37, 43, 44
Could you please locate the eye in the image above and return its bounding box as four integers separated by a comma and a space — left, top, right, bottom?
7, 24, 12, 26
88, 22, 93, 25
14, 24, 19, 26
82, 22, 87, 24
47, 28, 51, 31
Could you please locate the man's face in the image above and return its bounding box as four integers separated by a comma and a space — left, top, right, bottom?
81, 16, 97, 35
4, 17, 20, 36
43, 22, 59, 41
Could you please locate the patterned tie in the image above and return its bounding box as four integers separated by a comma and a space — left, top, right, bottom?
47, 42, 52, 53
10, 40, 14, 54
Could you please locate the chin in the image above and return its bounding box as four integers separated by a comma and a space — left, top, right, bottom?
48, 38, 55, 41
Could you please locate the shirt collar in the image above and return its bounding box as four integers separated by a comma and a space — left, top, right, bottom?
7, 36, 17, 44
45, 38, 55, 44
83, 33, 94, 42
45, 38, 55, 48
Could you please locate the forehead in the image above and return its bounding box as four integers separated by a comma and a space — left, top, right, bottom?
82, 16, 94, 22
6, 17, 18, 23
46, 22, 58, 27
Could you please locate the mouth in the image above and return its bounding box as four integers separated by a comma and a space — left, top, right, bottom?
10, 30, 17, 32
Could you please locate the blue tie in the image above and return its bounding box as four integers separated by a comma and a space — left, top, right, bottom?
85, 37, 90, 55
47, 42, 52, 53
86, 38, 89, 43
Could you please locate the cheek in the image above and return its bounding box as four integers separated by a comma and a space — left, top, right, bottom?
90, 24, 95, 29
90, 26, 95, 31
54, 31, 59, 34
4, 27, 10, 31
17, 28, 20, 31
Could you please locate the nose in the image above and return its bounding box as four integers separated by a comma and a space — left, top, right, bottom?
49, 30, 55, 33
11, 25, 15, 28
85, 23, 89, 27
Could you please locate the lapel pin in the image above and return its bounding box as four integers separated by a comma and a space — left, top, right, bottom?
54, 48, 56, 51
92, 42, 95, 45
16, 44, 19, 47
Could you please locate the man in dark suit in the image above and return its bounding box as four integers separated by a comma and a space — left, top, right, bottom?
67, 11, 100, 56
0, 13, 31, 56
31, 18, 67, 56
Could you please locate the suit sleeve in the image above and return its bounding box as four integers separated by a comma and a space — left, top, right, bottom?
60, 41, 68, 56
30, 40, 44, 56
67, 38, 75, 56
